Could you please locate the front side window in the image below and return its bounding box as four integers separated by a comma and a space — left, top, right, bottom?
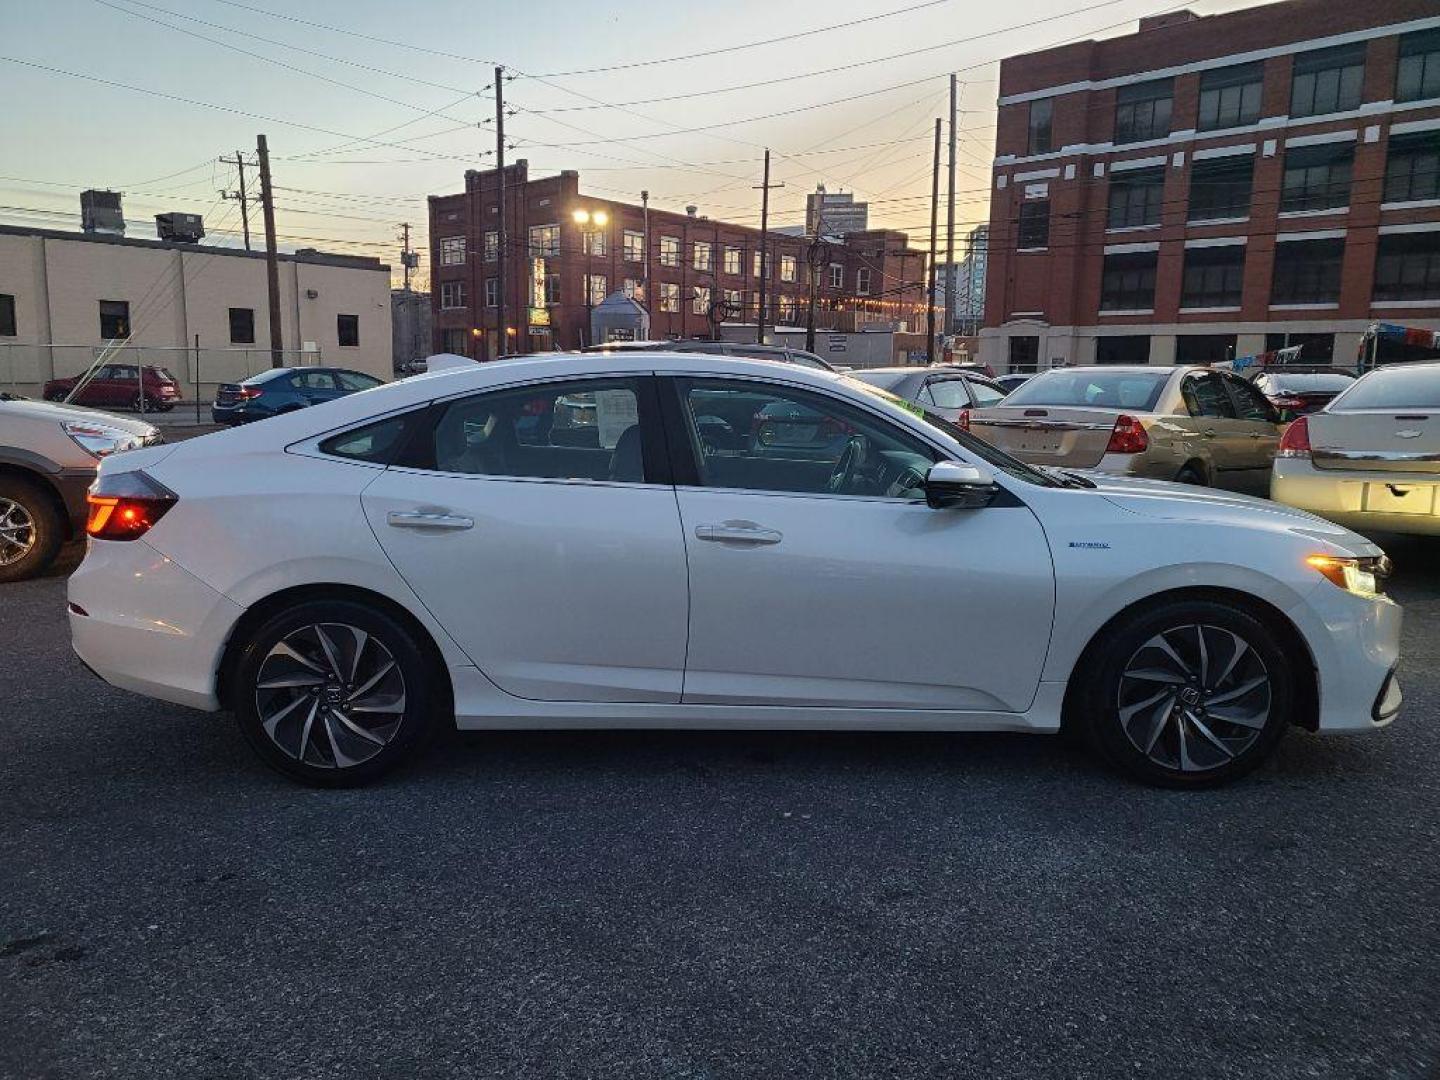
1271, 238, 1344, 306
1188, 155, 1254, 222
228, 306, 255, 344
1114, 79, 1173, 144
1374, 231, 1440, 301
1107, 167, 1164, 229
723, 246, 742, 275
1290, 43, 1365, 118
1028, 98, 1053, 155
440, 280, 467, 309
780, 254, 797, 283
1198, 62, 1264, 131
337, 314, 360, 347
623, 230, 645, 262
659, 282, 681, 312
1397, 28, 1440, 104
528, 224, 560, 257
99, 299, 130, 340
1017, 201, 1049, 249
674, 377, 937, 499
0, 293, 15, 336
1281, 143, 1353, 213
440, 236, 466, 266
1180, 245, 1246, 308
1384, 131, 1440, 204
660, 236, 681, 268
693, 242, 712, 272
423, 377, 655, 483
1100, 252, 1158, 311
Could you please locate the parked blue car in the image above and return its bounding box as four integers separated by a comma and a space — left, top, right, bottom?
211, 367, 384, 425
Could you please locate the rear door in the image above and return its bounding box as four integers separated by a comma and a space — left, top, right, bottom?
1178, 372, 1251, 490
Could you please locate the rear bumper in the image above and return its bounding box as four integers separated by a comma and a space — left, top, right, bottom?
1272, 459, 1440, 536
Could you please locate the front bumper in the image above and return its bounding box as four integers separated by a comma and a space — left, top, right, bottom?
1294, 577, 1403, 732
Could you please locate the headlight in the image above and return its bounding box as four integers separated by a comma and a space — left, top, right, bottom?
1306, 554, 1391, 598
63, 420, 146, 458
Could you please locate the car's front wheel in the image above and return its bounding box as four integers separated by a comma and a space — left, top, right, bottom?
1075, 599, 1295, 788
232, 599, 439, 786
0, 477, 64, 583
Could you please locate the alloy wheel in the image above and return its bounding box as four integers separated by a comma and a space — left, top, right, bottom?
0, 497, 36, 567
254, 622, 408, 769
1116, 623, 1271, 774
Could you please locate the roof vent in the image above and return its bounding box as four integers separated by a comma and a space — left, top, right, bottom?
686, 205, 698, 217
155, 212, 204, 243
81, 190, 124, 235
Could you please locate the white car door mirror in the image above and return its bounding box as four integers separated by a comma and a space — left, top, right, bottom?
924, 461, 998, 510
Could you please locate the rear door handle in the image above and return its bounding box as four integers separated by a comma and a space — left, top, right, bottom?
386, 510, 474, 531
695, 522, 782, 545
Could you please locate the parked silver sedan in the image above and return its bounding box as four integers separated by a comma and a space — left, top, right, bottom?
1272, 362, 1440, 536
969, 365, 1283, 494
846, 367, 1009, 423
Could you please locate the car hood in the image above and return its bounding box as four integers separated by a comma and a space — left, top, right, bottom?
1076, 471, 1383, 556
0, 397, 159, 438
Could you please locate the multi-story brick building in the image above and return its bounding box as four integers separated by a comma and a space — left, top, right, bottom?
980, 0, 1440, 372
428, 162, 928, 360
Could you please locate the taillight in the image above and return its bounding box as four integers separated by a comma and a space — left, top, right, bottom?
1277, 415, 1311, 458
957, 408, 971, 431
239, 387, 264, 400
1271, 397, 1305, 409
1106, 414, 1149, 454
86, 470, 177, 541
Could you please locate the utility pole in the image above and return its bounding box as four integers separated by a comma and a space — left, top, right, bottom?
398, 222, 413, 291
926, 118, 941, 366
641, 189, 650, 316
494, 65, 508, 360
256, 134, 284, 367
219, 150, 251, 251
753, 149, 784, 345
944, 75, 958, 347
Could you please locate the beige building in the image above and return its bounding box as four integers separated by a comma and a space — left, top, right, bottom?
0, 224, 392, 396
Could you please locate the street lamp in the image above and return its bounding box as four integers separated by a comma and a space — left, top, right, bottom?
572, 207, 609, 347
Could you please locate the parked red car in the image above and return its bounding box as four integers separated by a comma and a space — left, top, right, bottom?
43, 364, 182, 412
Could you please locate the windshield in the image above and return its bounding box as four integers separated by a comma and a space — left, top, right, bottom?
1330, 365, 1440, 410
1002, 369, 1170, 412
847, 370, 911, 392
843, 377, 1062, 487
1265, 373, 1355, 392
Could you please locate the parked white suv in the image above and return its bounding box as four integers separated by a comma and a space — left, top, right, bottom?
0, 393, 159, 581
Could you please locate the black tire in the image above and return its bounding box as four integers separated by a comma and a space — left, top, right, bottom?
1074, 598, 1294, 789
0, 476, 64, 584
231, 599, 440, 787
1174, 464, 1207, 485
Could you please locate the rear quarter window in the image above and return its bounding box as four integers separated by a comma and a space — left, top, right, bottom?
319, 415, 415, 464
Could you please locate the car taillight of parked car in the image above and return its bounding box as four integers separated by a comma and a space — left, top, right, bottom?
238, 387, 264, 400
957, 408, 971, 431
86, 470, 177, 541
1277, 415, 1311, 458
1105, 414, 1149, 455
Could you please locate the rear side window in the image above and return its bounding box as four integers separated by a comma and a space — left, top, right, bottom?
335, 371, 382, 391
320, 415, 414, 464
1222, 376, 1279, 422
967, 381, 1008, 408
926, 379, 971, 410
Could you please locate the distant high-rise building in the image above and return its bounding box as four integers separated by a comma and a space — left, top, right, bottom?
934, 225, 988, 335
806, 185, 868, 237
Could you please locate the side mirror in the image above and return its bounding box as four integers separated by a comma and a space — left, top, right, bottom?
924, 460, 997, 510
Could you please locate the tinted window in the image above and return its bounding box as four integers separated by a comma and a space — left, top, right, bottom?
423, 378, 652, 482
229, 307, 256, 345
296, 371, 338, 390
1181, 374, 1236, 418
0, 293, 15, 336
320, 415, 413, 464
1003, 370, 1169, 412
1222, 376, 1278, 422
335, 371, 382, 391
1330, 366, 1440, 410
337, 314, 360, 347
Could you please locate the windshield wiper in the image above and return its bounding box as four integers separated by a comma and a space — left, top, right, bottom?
1040, 466, 1096, 489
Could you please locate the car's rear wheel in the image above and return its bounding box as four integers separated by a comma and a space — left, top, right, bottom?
1174, 464, 1207, 485
0, 477, 64, 583
232, 600, 438, 786
1075, 599, 1294, 788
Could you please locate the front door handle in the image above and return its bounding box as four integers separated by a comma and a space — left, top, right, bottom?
387, 510, 474, 531
695, 521, 782, 545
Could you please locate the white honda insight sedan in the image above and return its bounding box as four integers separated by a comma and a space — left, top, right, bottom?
68, 353, 1402, 788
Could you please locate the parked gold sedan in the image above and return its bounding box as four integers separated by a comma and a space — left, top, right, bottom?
967, 366, 1283, 494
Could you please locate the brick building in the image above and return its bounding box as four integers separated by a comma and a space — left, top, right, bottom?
428, 163, 928, 360
980, 0, 1440, 372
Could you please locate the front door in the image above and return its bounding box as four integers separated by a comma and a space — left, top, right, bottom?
362, 375, 690, 703
665, 375, 1056, 712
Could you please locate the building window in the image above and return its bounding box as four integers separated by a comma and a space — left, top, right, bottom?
1397, 29, 1440, 104
659, 236, 680, 268
692, 242, 712, 272
1114, 79, 1173, 144
1290, 43, 1365, 118
0, 293, 14, 336
441, 328, 468, 356
692, 285, 711, 315
777, 296, 793, 322
827, 263, 844, 289
1281, 143, 1353, 213
440, 280, 467, 309
583, 229, 607, 256
1374, 231, 1440, 301
1107, 167, 1164, 229
1008, 336, 1040, 372
1017, 201, 1049, 249
1175, 334, 1237, 366
1027, 98, 1053, 155
780, 254, 797, 283
1271, 238, 1344, 305
1198, 61, 1264, 131
528, 224, 560, 257
623, 230, 645, 262
1099, 251, 1158, 311
723, 288, 743, 309
484, 231, 498, 261
585, 274, 608, 306
440, 236, 466, 265
1265, 331, 1334, 361
623, 277, 643, 300
723, 246, 742, 275
227, 307, 255, 344
753, 251, 764, 279
1181, 244, 1246, 308
484, 278, 498, 307
856, 268, 871, 294
544, 274, 561, 305
1188, 155, 1255, 222
1384, 131, 1440, 204
337, 313, 360, 347
659, 282, 681, 312
99, 299, 130, 340
1096, 336, 1150, 365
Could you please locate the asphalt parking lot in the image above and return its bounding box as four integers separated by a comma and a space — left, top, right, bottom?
2, 538, 1438, 1080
